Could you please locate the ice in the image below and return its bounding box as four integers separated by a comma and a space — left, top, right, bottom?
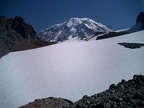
0, 30, 144, 108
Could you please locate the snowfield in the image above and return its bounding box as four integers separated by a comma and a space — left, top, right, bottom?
0, 30, 144, 108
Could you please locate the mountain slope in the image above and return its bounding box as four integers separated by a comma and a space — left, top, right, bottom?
90, 12, 144, 40
38, 18, 113, 43
129, 12, 144, 33
0, 30, 144, 108
90, 28, 129, 40
0, 16, 54, 58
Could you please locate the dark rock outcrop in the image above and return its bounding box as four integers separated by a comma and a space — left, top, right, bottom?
118, 42, 144, 49
19, 97, 73, 108
136, 12, 144, 29
19, 74, 144, 108
129, 12, 144, 32
70, 74, 144, 108
96, 30, 129, 40
0, 16, 55, 58
11, 16, 36, 39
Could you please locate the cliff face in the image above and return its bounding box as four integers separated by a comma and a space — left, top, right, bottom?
129, 12, 144, 33
0, 16, 54, 58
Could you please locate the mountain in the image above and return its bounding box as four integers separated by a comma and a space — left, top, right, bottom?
90, 12, 144, 40
0, 16, 54, 58
129, 12, 144, 33
38, 18, 113, 43
0, 30, 144, 108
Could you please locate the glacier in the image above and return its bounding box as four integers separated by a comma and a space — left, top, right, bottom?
0, 30, 144, 108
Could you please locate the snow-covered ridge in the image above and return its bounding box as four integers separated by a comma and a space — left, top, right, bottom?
38, 17, 113, 43
41, 22, 66, 32
114, 28, 129, 32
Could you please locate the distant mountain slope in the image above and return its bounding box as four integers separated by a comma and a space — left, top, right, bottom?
0, 16, 54, 57
90, 28, 129, 40
91, 12, 144, 40
38, 18, 113, 43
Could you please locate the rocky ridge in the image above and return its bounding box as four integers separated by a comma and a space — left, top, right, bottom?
0, 16, 54, 58
136, 12, 144, 30
19, 97, 73, 108
20, 74, 144, 108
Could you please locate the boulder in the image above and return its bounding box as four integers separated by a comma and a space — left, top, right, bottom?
19, 97, 73, 108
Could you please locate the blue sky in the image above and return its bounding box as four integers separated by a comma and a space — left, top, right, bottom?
0, 0, 144, 34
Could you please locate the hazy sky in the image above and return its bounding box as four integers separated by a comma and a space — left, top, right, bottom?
0, 0, 144, 34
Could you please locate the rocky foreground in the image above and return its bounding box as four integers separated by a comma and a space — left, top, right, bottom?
19, 74, 144, 108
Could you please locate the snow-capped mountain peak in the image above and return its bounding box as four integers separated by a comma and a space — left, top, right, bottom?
67, 17, 83, 27
38, 17, 113, 43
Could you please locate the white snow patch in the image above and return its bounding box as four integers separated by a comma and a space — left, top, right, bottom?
70, 27, 76, 32
0, 30, 144, 108
57, 31, 62, 36
67, 21, 73, 27
114, 28, 129, 32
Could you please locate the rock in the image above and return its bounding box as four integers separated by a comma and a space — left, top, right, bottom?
121, 79, 126, 83
132, 92, 144, 100
96, 31, 129, 40
133, 75, 142, 83
109, 84, 116, 89
137, 101, 144, 107
0, 16, 55, 58
82, 95, 90, 100
11, 16, 36, 39
70, 74, 144, 108
19, 74, 144, 108
19, 97, 73, 108
136, 12, 144, 29
92, 103, 105, 108
118, 42, 144, 49
129, 12, 144, 32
